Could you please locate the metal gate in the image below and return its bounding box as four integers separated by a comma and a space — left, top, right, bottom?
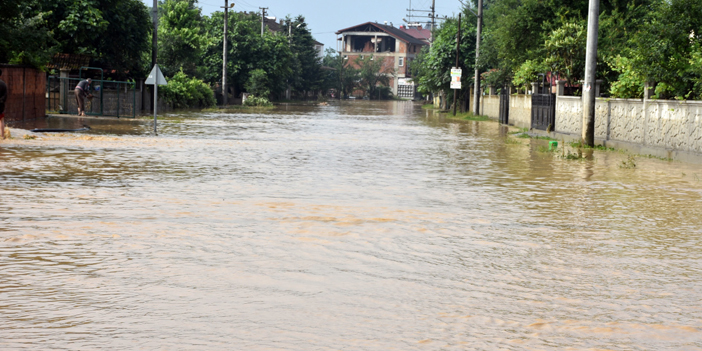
498, 86, 509, 124
46, 67, 137, 118
531, 75, 555, 131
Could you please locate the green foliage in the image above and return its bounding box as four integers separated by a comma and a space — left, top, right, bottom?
199, 11, 293, 99
413, 13, 477, 95
0, 0, 151, 76
244, 69, 270, 98
160, 70, 216, 108
543, 20, 586, 85
627, 0, 702, 99
355, 55, 393, 99
512, 60, 547, 93
159, 0, 206, 77
286, 16, 324, 95
324, 50, 358, 98
243, 95, 273, 107
607, 55, 644, 98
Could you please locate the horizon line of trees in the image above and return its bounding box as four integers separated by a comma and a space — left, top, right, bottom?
0, 0, 345, 107
412, 0, 702, 105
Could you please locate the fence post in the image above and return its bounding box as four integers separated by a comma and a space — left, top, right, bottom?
117, 82, 121, 118
133, 82, 136, 118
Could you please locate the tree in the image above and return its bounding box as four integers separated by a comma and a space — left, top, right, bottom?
158, 0, 206, 77
355, 56, 393, 99
1, 0, 151, 76
200, 11, 293, 99
543, 21, 586, 86
324, 51, 358, 98
287, 16, 323, 96
0, 0, 55, 67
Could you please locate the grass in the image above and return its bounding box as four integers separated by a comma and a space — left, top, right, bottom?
516, 133, 555, 140
445, 111, 491, 121
504, 137, 521, 145
569, 141, 615, 151
509, 128, 528, 135
421, 104, 437, 109
620, 155, 637, 168
643, 154, 673, 161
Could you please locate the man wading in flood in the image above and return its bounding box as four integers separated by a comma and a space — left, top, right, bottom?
75, 78, 93, 116
0, 69, 7, 139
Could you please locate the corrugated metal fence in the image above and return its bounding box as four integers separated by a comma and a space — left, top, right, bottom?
0, 64, 46, 123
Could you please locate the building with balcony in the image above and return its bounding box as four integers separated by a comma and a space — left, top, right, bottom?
336, 21, 428, 99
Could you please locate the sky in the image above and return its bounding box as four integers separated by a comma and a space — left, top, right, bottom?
141, 0, 463, 52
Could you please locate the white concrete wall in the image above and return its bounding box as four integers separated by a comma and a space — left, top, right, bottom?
482, 95, 500, 119
555, 97, 702, 153
508, 94, 532, 129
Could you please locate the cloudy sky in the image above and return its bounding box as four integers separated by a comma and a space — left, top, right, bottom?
141, 0, 463, 52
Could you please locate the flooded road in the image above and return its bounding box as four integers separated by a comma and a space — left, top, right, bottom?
1, 101, 701, 350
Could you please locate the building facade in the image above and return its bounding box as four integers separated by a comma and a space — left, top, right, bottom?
336, 22, 428, 99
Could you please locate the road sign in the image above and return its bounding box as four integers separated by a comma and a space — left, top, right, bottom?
451, 67, 462, 90
146, 64, 167, 136
146, 64, 168, 86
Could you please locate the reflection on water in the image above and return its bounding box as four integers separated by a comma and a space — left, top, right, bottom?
1, 101, 701, 350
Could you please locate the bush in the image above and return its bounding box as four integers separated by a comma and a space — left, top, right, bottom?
244, 69, 270, 99
376, 86, 393, 100
512, 60, 547, 93
160, 70, 216, 108
607, 55, 644, 99
243, 95, 273, 107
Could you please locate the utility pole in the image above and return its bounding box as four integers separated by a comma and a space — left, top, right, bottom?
582, 0, 600, 147
260, 7, 268, 37
473, 0, 482, 116
222, 1, 234, 106
430, 0, 436, 45
453, 13, 461, 116
152, 0, 158, 67
151, 0, 158, 114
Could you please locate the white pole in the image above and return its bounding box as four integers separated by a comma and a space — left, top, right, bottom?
154, 65, 158, 135
581, 0, 600, 146
222, 0, 229, 106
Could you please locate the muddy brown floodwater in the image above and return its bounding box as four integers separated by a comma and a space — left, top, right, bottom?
1, 101, 701, 350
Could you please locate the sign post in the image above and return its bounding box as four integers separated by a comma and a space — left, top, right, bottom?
145, 64, 168, 135
450, 68, 462, 90
450, 68, 462, 116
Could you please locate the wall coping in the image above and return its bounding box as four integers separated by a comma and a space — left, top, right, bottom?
558, 95, 702, 105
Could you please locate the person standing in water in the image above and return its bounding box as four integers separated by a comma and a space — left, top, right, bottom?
0, 69, 8, 139
75, 78, 92, 116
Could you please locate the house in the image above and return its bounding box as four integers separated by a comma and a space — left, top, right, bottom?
399, 24, 432, 45
336, 21, 429, 99
314, 40, 325, 58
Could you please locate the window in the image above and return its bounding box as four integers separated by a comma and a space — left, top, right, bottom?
399, 57, 404, 67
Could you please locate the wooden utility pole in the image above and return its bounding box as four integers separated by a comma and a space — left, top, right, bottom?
453, 13, 461, 116
582, 0, 600, 146
260, 7, 268, 37
222, 1, 233, 106
473, 0, 482, 116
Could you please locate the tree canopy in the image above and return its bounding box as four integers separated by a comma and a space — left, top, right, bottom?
413, 0, 702, 100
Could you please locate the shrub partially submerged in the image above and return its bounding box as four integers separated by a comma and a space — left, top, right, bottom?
243, 95, 273, 107
160, 70, 216, 109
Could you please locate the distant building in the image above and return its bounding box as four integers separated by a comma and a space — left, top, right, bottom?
336, 21, 429, 99
314, 40, 325, 58
399, 24, 432, 45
